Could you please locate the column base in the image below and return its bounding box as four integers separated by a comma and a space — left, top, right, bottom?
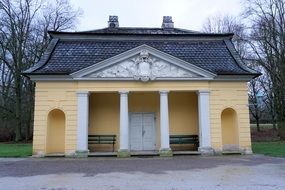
243, 147, 253, 155
198, 147, 214, 156
159, 148, 173, 157
117, 149, 130, 158
32, 151, 45, 158
213, 148, 223, 155
65, 151, 77, 158
75, 150, 89, 158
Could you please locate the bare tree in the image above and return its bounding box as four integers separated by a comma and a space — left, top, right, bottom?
244, 0, 285, 139
259, 71, 277, 130
202, 14, 266, 129
203, 14, 245, 34
247, 62, 265, 131
0, 0, 81, 141
203, 14, 249, 58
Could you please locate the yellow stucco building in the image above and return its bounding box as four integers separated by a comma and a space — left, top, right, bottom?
24, 16, 259, 157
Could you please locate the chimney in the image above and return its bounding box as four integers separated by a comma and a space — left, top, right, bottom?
162, 16, 174, 29
108, 15, 119, 28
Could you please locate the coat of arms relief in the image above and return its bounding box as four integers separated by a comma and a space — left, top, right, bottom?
89, 50, 199, 81
133, 50, 155, 82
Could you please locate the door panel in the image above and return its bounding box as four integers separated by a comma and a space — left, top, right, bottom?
130, 113, 155, 151
142, 113, 156, 150
130, 113, 143, 151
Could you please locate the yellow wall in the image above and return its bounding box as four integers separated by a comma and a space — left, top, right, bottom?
209, 81, 251, 152
221, 108, 238, 148
33, 81, 251, 155
169, 92, 198, 135
46, 109, 65, 153
88, 93, 120, 151
33, 82, 77, 155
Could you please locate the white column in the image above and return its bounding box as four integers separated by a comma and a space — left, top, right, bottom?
160, 90, 171, 150
119, 91, 129, 151
76, 91, 89, 153
197, 90, 213, 154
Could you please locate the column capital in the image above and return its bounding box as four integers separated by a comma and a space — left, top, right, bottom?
119, 90, 129, 95
77, 91, 90, 97
197, 90, 210, 95
159, 90, 169, 95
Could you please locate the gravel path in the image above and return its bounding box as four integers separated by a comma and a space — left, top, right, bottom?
0, 155, 284, 190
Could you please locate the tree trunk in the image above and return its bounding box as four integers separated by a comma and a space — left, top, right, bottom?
256, 118, 261, 132
25, 104, 33, 142
272, 117, 277, 131
278, 121, 285, 140
25, 122, 30, 142
15, 74, 22, 142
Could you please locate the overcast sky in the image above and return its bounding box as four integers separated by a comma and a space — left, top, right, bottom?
69, 0, 243, 31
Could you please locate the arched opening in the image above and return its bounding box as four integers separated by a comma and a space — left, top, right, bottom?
46, 109, 65, 154
221, 108, 239, 151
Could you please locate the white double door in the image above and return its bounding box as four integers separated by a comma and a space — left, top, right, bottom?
129, 113, 156, 151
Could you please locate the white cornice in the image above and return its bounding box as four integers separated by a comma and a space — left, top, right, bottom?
28, 74, 253, 82
214, 75, 254, 81
28, 75, 73, 81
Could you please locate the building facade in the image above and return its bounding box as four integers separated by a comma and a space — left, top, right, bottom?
24, 16, 259, 157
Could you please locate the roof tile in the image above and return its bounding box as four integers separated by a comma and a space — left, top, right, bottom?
30, 39, 251, 75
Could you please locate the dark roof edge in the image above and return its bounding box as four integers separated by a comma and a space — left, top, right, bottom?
223, 39, 261, 78
48, 30, 234, 37
23, 38, 59, 74
24, 72, 69, 75
81, 27, 202, 33
218, 72, 261, 76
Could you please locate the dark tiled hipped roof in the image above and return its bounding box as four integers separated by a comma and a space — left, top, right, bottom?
30, 39, 250, 75
25, 27, 258, 77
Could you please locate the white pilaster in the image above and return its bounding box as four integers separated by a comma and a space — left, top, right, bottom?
119, 91, 129, 151
159, 90, 171, 151
197, 90, 213, 155
76, 91, 89, 154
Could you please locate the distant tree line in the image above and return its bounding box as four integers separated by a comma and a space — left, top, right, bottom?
203, 0, 285, 138
0, 0, 81, 141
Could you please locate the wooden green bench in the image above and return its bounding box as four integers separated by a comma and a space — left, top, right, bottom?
170, 135, 199, 149
88, 135, 116, 152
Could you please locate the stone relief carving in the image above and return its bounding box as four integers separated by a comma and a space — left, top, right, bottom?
132, 50, 155, 81
88, 50, 200, 81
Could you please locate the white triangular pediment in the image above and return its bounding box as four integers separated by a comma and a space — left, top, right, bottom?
71, 45, 216, 81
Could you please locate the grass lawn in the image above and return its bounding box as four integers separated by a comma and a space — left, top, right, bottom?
0, 143, 32, 157
252, 141, 285, 157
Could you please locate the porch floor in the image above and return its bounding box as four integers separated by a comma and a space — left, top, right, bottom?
45, 153, 65, 157
222, 150, 243, 155
131, 151, 159, 156
173, 151, 201, 155
88, 151, 200, 157
88, 152, 117, 157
